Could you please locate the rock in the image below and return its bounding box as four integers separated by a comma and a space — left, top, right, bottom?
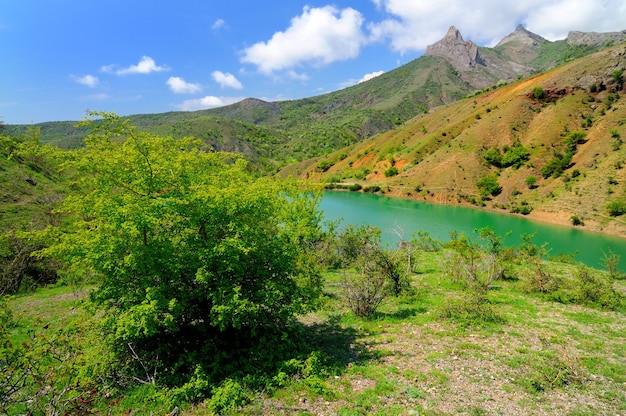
425, 26, 485, 70
496, 24, 547, 48
567, 30, 626, 46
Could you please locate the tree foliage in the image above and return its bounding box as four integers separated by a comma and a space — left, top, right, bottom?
39, 112, 324, 387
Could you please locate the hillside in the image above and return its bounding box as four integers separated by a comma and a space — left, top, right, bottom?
6, 26, 624, 166
287, 43, 626, 237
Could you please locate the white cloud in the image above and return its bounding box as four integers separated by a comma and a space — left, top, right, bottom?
368, 0, 626, 52
167, 76, 202, 94
286, 70, 309, 81
175, 96, 242, 111
240, 6, 367, 74
102, 56, 169, 75
359, 70, 384, 83
212, 18, 226, 30
524, 0, 626, 40
72, 74, 100, 88
211, 71, 243, 89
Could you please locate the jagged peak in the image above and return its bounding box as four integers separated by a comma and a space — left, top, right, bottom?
424, 26, 483, 70
496, 24, 546, 47
445, 25, 463, 41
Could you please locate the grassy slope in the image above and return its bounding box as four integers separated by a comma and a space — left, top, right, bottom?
295, 44, 626, 237
8, 249, 625, 415
0, 139, 65, 232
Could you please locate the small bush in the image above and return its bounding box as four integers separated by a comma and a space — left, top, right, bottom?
525, 175, 538, 189
603, 249, 625, 280
384, 166, 399, 177
316, 160, 334, 172
571, 215, 584, 226
348, 183, 362, 192
607, 198, 626, 216
207, 379, 253, 414
523, 257, 561, 295
363, 185, 381, 193
542, 152, 572, 178
518, 348, 583, 393
574, 264, 623, 310
476, 174, 502, 199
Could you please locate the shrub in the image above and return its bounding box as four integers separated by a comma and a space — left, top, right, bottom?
363, 185, 381, 193
574, 264, 623, 309
412, 230, 441, 252
337, 225, 409, 317
525, 175, 538, 189
483, 147, 502, 167
444, 229, 505, 296
316, 159, 333, 172
484, 142, 529, 169
571, 215, 584, 226
603, 249, 625, 280
348, 183, 362, 191
207, 379, 253, 414
523, 255, 561, 295
541, 152, 572, 178
606, 198, 626, 216
476, 174, 502, 198
384, 166, 399, 177
39, 112, 325, 392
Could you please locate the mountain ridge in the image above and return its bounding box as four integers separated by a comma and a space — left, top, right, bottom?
4, 26, 625, 164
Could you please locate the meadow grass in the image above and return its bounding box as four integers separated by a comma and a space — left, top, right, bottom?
5, 249, 625, 415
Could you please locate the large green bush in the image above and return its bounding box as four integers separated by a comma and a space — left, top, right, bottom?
39, 112, 324, 390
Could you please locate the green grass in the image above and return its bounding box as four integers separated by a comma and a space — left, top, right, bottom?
4, 248, 626, 415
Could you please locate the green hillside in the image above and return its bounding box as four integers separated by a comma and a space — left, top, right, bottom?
291, 43, 626, 238
6, 30, 617, 168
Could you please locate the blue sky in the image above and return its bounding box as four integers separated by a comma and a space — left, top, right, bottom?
2, 0, 625, 124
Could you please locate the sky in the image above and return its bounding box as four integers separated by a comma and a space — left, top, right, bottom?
2, 1, 626, 124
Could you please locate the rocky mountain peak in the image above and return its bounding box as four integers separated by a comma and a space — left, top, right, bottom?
424, 26, 485, 70
496, 24, 547, 47
567, 29, 626, 46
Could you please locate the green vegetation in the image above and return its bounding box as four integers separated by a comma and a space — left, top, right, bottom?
3, 35, 626, 416
476, 174, 502, 199
484, 141, 530, 169
384, 165, 399, 177
3, 225, 624, 415
541, 131, 586, 179
525, 175, 538, 188
607, 198, 626, 217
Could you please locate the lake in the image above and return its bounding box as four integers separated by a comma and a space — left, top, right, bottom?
320, 191, 626, 269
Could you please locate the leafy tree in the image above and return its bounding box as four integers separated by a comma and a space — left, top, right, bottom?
483, 147, 502, 167
501, 142, 530, 168
476, 174, 502, 199
39, 112, 324, 388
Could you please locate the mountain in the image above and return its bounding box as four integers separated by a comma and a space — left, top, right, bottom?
6, 26, 623, 166
286, 42, 626, 237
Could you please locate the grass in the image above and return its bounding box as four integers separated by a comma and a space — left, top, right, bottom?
5, 248, 626, 415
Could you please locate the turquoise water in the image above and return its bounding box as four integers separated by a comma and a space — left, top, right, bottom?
320, 191, 626, 269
